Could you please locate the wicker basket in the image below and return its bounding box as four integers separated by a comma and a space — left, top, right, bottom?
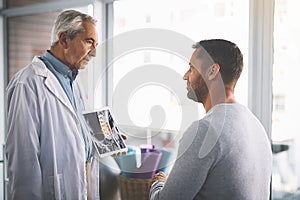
118, 175, 152, 200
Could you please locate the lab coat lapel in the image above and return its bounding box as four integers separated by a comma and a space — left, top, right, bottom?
33, 57, 76, 116
44, 76, 75, 115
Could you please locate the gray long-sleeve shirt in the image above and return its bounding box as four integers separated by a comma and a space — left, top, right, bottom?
150, 104, 272, 200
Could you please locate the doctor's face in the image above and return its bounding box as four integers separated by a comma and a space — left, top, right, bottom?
183, 48, 209, 103
65, 21, 98, 71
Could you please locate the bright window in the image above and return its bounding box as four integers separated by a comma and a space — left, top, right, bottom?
272, 0, 300, 198
111, 0, 249, 136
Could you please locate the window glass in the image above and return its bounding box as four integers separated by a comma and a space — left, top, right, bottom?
111, 0, 249, 137
272, 0, 300, 198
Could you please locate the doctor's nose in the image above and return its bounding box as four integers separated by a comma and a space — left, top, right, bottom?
89, 48, 96, 57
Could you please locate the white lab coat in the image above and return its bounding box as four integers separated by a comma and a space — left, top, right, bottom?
5, 57, 100, 200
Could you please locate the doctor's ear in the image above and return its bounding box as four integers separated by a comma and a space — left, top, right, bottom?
207, 64, 220, 81
58, 32, 68, 48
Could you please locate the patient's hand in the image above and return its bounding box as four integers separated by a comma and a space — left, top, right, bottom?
150, 172, 167, 187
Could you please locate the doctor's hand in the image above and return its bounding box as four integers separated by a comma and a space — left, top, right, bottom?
111, 133, 128, 157
120, 133, 128, 140
150, 171, 167, 187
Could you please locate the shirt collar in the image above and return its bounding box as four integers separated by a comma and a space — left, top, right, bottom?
44, 50, 78, 81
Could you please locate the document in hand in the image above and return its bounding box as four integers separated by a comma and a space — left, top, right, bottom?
83, 107, 128, 157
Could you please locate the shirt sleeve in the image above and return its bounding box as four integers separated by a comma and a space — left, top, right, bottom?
6, 81, 43, 199
149, 121, 218, 200
149, 180, 165, 200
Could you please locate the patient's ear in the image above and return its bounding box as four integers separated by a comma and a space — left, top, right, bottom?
207, 64, 220, 81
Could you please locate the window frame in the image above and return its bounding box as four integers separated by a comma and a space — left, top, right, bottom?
248, 0, 274, 140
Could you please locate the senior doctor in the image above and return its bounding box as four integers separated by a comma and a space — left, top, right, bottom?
6, 10, 100, 199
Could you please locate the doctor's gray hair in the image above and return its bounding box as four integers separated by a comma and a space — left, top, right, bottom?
51, 10, 97, 47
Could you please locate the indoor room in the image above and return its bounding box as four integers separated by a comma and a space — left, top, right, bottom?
0, 0, 299, 199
